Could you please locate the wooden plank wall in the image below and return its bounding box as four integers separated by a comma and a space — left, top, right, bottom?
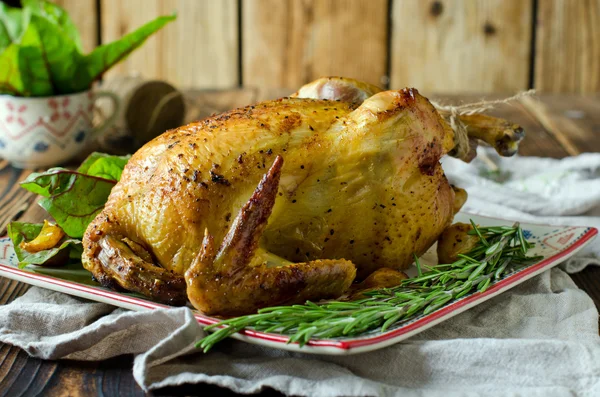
534, 0, 600, 93
242, 0, 388, 88
390, 0, 532, 94
101, 0, 239, 88
55, 0, 599, 93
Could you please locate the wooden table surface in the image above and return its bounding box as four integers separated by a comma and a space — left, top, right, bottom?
0, 90, 599, 396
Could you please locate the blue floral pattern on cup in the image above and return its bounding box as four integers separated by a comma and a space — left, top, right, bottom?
33, 142, 49, 152
0, 139, 5, 149
75, 130, 85, 143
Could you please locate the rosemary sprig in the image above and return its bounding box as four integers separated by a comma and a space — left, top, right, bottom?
197, 221, 542, 352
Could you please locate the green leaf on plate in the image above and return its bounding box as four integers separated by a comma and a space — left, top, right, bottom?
19, 152, 128, 238
20, 168, 117, 238
7, 222, 81, 269
77, 152, 130, 181
20, 167, 77, 197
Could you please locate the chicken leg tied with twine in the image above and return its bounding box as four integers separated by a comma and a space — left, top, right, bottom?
431, 90, 536, 164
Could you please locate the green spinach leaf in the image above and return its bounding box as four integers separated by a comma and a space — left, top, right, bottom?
0, 21, 54, 96
26, 13, 85, 95
23, 0, 82, 51
19, 152, 129, 238
84, 14, 176, 85
0, 0, 175, 96
77, 152, 130, 181
20, 168, 117, 238
0, 2, 26, 53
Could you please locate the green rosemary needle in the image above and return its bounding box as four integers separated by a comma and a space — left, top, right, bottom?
197, 221, 543, 352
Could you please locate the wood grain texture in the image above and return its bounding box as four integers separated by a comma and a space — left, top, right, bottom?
535, 0, 600, 93
520, 94, 600, 154
54, 0, 98, 53
0, 327, 145, 397
101, 0, 239, 88
519, 96, 581, 155
0, 163, 36, 236
433, 94, 571, 158
390, 0, 532, 94
509, 102, 572, 158
242, 0, 389, 89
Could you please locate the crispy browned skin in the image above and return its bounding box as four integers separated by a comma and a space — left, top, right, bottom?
185, 156, 355, 315
81, 77, 523, 315
296, 77, 525, 159
97, 235, 187, 305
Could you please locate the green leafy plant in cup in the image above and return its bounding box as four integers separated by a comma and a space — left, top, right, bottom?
0, 0, 176, 96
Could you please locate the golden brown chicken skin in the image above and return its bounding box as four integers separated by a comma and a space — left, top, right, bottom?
185, 156, 356, 315
82, 77, 523, 315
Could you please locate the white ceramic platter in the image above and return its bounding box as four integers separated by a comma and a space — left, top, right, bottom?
0, 212, 596, 355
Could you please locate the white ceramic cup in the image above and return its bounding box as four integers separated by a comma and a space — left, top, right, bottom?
0, 90, 120, 169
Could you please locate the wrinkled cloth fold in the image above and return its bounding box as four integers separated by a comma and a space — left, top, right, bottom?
441, 151, 600, 272
1, 151, 600, 396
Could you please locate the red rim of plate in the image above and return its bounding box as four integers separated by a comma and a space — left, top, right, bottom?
0, 226, 596, 350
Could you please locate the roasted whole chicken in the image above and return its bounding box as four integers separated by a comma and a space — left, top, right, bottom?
82, 77, 524, 315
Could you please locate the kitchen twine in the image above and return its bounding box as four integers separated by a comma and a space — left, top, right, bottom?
431, 89, 536, 161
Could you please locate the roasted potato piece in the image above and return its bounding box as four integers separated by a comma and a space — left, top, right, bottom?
437, 223, 480, 264
348, 267, 408, 300
357, 267, 408, 289
451, 186, 468, 214
19, 220, 65, 253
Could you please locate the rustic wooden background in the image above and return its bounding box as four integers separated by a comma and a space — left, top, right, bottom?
44, 0, 600, 94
